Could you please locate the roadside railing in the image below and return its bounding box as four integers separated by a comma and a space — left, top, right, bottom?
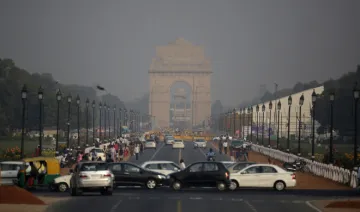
251, 144, 358, 188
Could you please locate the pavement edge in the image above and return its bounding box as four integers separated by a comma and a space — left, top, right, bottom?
305, 201, 323, 212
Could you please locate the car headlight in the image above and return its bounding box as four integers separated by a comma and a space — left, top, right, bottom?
157, 175, 166, 179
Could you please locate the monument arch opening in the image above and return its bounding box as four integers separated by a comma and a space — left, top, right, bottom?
149, 38, 212, 129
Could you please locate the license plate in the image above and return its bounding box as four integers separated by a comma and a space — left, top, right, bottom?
91, 175, 100, 179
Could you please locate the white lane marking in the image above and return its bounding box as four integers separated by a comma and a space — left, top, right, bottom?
231, 198, 243, 202
305, 201, 323, 212
109, 200, 122, 212
128, 196, 140, 200
148, 143, 165, 161
292, 200, 305, 203
189, 197, 203, 200
250, 200, 264, 203
244, 200, 258, 212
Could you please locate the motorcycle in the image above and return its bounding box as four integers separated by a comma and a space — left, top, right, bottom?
283, 160, 307, 172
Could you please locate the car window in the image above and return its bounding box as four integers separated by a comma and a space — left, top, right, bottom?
233, 163, 254, 171
124, 164, 140, 173
111, 164, 122, 172
0, 164, 22, 171
242, 166, 261, 174
160, 163, 180, 171
203, 163, 219, 172
189, 163, 203, 172
145, 164, 159, 169
80, 163, 108, 171
261, 166, 278, 173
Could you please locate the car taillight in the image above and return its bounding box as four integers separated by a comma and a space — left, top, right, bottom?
291, 174, 296, 179
225, 172, 229, 179
79, 174, 88, 179
102, 173, 112, 178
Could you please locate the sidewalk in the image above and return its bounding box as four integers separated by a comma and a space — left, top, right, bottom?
211, 142, 350, 190
309, 199, 360, 212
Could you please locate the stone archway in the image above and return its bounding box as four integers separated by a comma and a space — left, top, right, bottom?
149, 38, 212, 129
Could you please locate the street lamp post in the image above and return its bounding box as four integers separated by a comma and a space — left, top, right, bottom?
38, 87, 44, 156
66, 95, 72, 148
124, 108, 128, 128
277, 101, 281, 149
250, 107, 253, 142
262, 104, 265, 146
119, 108, 122, 137
113, 105, 116, 138
353, 88, 359, 166
92, 100, 95, 144
233, 108, 236, 136
76, 95, 80, 147
311, 90, 317, 162
268, 101, 273, 147
329, 92, 335, 164
298, 94, 304, 156
56, 89, 62, 151
107, 105, 111, 140
241, 109, 245, 138
85, 98, 89, 146
99, 102, 102, 141
256, 105, 259, 143
287, 95, 292, 153
104, 103, 107, 140
20, 85, 27, 159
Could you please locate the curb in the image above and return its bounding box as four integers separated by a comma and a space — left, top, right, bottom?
305, 201, 323, 212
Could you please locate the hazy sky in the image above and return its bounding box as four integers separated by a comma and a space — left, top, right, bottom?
1, 0, 359, 106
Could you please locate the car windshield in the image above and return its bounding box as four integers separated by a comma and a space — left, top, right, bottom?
167, 136, 174, 139
175, 140, 183, 143
231, 140, 243, 146
80, 163, 108, 171
196, 139, 205, 142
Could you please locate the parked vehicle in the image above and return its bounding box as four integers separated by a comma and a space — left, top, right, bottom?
228, 164, 296, 191
169, 162, 231, 191
283, 159, 308, 172
141, 161, 181, 175
108, 162, 169, 189
0, 161, 27, 185
69, 161, 113, 196
172, 140, 185, 149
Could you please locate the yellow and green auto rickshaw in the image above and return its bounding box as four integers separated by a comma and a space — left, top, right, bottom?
16, 157, 61, 189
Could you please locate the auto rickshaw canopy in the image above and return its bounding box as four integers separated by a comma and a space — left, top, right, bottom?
23, 157, 60, 174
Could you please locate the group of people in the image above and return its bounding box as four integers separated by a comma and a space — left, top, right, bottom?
218, 136, 230, 154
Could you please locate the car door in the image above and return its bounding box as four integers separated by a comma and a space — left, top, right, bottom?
159, 163, 180, 175
144, 163, 164, 175
109, 163, 124, 186
183, 163, 203, 187
258, 166, 278, 187
0, 163, 19, 185
122, 163, 143, 186
236, 166, 262, 187
202, 163, 220, 187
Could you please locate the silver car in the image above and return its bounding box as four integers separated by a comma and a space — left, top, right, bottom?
69, 161, 113, 196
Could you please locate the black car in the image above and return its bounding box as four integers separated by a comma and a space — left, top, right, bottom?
169, 162, 231, 191
108, 162, 169, 189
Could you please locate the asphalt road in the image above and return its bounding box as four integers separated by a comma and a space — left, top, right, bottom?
43, 141, 357, 212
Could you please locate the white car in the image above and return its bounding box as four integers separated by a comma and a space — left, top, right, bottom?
0, 161, 27, 185
165, 136, 175, 145
52, 174, 72, 192
89, 148, 106, 161
229, 164, 296, 191
141, 161, 181, 175
213, 136, 220, 141
172, 140, 185, 149
145, 140, 157, 149
193, 139, 207, 148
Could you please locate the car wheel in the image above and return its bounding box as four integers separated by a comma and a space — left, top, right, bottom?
146, 178, 157, 189
172, 180, 182, 191
274, 181, 286, 191
58, 183, 68, 192
216, 182, 226, 191
229, 180, 238, 191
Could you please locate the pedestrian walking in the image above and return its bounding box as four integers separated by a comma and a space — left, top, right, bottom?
134, 144, 140, 160
180, 159, 186, 170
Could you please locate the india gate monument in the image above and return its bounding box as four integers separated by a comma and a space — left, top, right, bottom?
148, 38, 212, 129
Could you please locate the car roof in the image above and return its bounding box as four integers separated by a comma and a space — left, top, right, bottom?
141, 160, 176, 165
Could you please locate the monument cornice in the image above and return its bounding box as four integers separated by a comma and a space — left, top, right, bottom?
149, 70, 212, 74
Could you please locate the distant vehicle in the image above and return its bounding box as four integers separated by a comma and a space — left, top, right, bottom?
141, 161, 181, 175
229, 140, 244, 150
228, 164, 296, 191
213, 136, 220, 141
172, 140, 185, 149
108, 162, 169, 189
165, 136, 175, 145
169, 162, 230, 191
220, 161, 236, 168
0, 161, 27, 185
88, 148, 106, 161
226, 162, 256, 173
145, 140, 157, 149
69, 162, 113, 196
193, 139, 207, 148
